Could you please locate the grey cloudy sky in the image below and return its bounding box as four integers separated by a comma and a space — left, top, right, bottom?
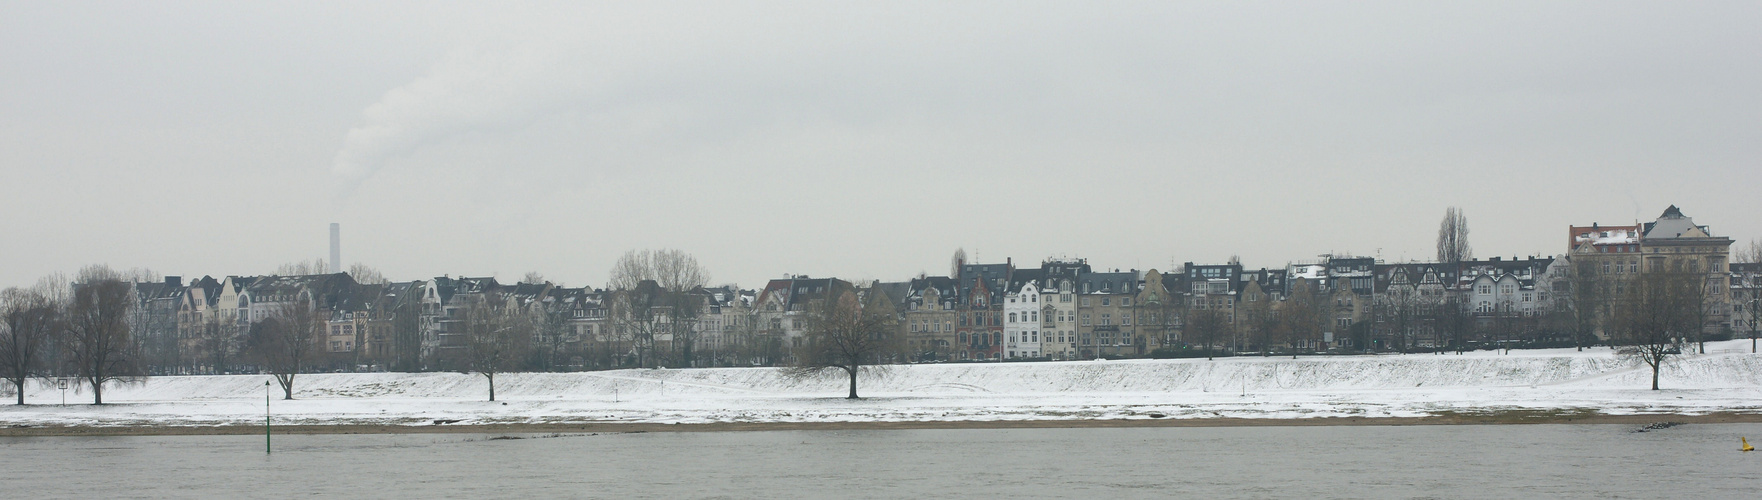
3, 1, 1758, 289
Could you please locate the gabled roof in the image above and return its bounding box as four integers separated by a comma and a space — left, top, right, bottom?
871, 281, 914, 310
958, 262, 1012, 304
907, 276, 959, 307
1076, 270, 1137, 295
1007, 269, 1044, 294
245, 273, 358, 303
756, 276, 854, 312
1642, 205, 1714, 240
191, 276, 224, 307
1454, 257, 1553, 291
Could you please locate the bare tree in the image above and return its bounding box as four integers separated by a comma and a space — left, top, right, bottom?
276, 259, 330, 276
734, 307, 782, 367
786, 292, 898, 399
1437, 207, 1473, 265
194, 312, 238, 374
348, 263, 387, 285
1241, 294, 1281, 356
1281, 284, 1328, 358
1562, 259, 1606, 351
532, 301, 574, 371
1742, 280, 1761, 354
250, 298, 322, 399
1431, 295, 1475, 354
1735, 238, 1762, 264
389, 297, 423, 371
521, 272, 546, 285
608, 248, 708, 292
64, 268, 141, 405
1379, 287, 1425, 353
463, 299, 532, 401
1186, 308, 1230, 360
607, 249, 711, 367
1612, 269, 1701, 390
2, 287, 60, 404
610, 282, 665, 368
950, 248, 967, 277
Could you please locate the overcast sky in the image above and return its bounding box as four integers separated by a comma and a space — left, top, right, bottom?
3, 1, 1758, 289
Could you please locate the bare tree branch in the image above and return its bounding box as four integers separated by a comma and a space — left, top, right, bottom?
463, 299, 532, 401
1, 287, 60, 404
64, 275, 141, 404
1437, 207, 1473, 265
250, 298, 322, 400
785, 292, 900, 399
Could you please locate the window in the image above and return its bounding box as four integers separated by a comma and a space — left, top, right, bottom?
1008, 312, 1017, 323
1477, 285, 1492, 295
1100, 314, 1111, 326
1122, 314, 1131, 326
1101, 298, 1110, 306
1082, 297, 1090, 307
1122, 298, 1132, 306
1030, 311, 1038, 322
1081, 314, 1091, 326
1061, 294, 1072, 302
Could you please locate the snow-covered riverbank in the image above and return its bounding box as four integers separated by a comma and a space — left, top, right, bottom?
5, 340, 1760, 428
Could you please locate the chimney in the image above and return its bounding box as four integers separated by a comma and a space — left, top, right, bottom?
329, 223, 342, 274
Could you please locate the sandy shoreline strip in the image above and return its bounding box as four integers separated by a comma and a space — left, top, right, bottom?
6, 412, 1761, 437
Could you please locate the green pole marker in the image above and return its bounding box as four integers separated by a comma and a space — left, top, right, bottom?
265, 380, 272, 454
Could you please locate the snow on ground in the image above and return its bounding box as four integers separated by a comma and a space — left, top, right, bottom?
4, 340, 1760, 427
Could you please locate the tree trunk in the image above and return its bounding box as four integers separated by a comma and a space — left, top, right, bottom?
1651, 362, 1660, 391
846, 366, 858, 399
14, 381, 23, 405
278, 374, 295, 400
91, 378, 103, 405
487, 372, 496, 402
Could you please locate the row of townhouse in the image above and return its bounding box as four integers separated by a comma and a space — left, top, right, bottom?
111, 205, 1746, 373
131, 271, 765, 374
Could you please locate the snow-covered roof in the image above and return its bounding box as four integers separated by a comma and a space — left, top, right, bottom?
1291, 265, 1326, 280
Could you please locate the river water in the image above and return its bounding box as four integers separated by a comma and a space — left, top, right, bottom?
3, 424, 1758, 499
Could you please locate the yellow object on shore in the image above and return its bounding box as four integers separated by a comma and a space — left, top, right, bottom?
1744, 437, 1754, 452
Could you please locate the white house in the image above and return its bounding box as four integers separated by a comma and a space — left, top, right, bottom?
1004, 281, 1042, 359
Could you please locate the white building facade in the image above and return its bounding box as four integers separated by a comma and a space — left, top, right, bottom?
1004, 282, 1042, 358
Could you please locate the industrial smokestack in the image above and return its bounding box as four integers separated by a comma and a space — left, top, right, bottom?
329, 223, 341, 274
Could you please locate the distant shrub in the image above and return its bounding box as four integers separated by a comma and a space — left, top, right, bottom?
1149, 347, 1235, 359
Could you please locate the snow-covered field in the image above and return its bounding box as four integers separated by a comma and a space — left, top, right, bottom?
5, 340, 1761, 428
